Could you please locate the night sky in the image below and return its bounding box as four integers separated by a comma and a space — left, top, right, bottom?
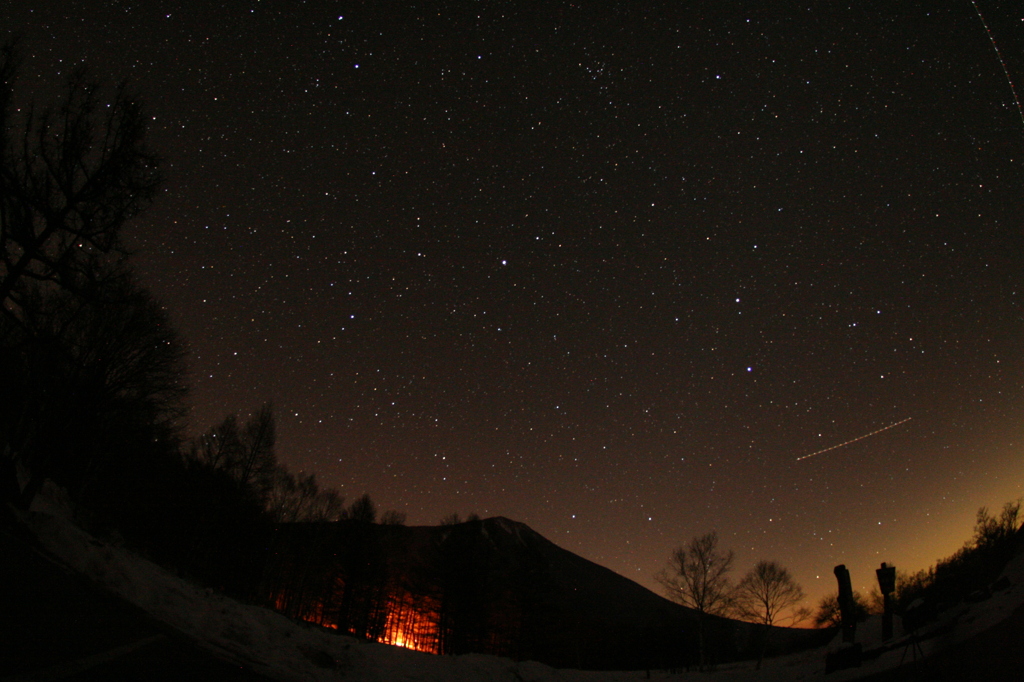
8, 1, 1024, 609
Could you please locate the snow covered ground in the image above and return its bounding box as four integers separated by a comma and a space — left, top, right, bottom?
22, 484, 1024, 681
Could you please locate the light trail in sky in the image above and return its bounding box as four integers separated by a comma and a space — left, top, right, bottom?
796, 418, 913, 462
969, 0, 1024, 130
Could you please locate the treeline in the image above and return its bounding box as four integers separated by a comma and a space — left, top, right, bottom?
0, 40, 385, 600
893, 501, 1022, 627
167, 404, 376, 596
185, 404, 349, 527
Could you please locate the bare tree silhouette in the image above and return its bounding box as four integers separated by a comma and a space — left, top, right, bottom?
0, 41, 161, 326
657, 530, 735, 670
734, 560, 808, 669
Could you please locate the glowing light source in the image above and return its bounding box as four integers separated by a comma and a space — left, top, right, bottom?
378, 593, 440, 653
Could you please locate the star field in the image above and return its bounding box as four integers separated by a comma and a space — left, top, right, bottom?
7, 1, 1024, 607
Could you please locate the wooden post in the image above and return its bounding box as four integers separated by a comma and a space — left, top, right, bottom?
834, 564, 856, 643
875, 563, 896, 641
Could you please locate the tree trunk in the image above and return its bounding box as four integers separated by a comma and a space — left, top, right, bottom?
697, 614, 706, 671
756, 624, 772, 670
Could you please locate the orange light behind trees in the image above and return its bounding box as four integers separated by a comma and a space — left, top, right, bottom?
269, 586, 440, 653
378, 591, 440, 653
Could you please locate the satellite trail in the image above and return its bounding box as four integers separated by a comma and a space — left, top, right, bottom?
969, 0, 1024, 129
796, 418, 913, 462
